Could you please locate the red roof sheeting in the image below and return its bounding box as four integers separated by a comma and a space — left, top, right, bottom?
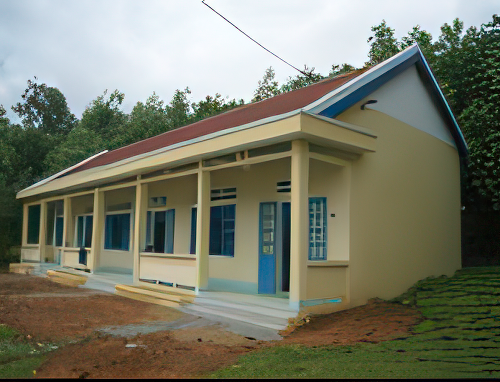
73, 70, 365, 173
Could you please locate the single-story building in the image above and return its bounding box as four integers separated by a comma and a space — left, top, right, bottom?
16, 44, 467, 313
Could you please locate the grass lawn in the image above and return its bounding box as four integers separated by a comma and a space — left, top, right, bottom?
0, 324, 54, 379
212, 267, 500, 379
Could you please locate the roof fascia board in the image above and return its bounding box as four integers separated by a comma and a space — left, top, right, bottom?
17, 150, 108, 196
16, 113, 304, 199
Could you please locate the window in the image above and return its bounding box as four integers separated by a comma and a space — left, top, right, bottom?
104, 213, 130, 251
145, 209, 175, 253
75, 215, 93, 248
190, 208, 197, 255
54, 216, 64, 247
309, 197, 327, 260
190, 204, 236, 257
27, 205, 41, 244
210, 204, 235, 256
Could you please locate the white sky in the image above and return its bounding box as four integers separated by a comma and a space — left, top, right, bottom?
0, 0, 497, 122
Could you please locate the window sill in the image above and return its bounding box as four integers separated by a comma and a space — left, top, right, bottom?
140, 252, 196, 260
307, 260, 349, 267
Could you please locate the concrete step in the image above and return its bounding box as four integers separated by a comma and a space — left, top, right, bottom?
46, 269, 88, 287
115, 284, 195, 304
9, 263, 35, 275
115, 288, 181, 308
195, 297, 297, 320
183, 303, 290, 331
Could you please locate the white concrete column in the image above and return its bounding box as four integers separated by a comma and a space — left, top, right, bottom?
290, 139, 309, 309
89, 189, 104, 272
195, 165, 210, 292
133, 182, 148, 284
38, 201, 47, 262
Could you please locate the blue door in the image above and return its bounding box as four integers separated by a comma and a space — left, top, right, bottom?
258, 202, 277, 294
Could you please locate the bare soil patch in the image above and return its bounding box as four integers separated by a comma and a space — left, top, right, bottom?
0, 273, 183, 341
0, 273, 422, 378
281, 298, 422, 347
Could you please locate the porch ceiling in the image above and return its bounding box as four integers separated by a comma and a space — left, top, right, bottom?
17, 112, 376, 200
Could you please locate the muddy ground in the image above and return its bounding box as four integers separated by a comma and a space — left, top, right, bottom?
0, 273, 421, 378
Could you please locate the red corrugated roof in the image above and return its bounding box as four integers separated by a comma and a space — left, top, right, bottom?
73, 70, 366, 173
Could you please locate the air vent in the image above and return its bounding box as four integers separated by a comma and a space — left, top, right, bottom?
211, 188, 236, 201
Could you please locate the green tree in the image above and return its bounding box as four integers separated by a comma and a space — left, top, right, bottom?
79, 89, 127, 149
252, 67, 281, 102
280, 65, 324, 93
367, 20, 401, 65
11, 78, 76, 136
329, 63, 358, 77
191, 93, 244, 122
121, 93, 170, 145
43, 126, 105, 176
166, 88, 192, 129
459, 15, 500, 210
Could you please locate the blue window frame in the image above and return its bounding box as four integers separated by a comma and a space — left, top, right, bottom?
145, 209, 175, 254
309, 197, 327, 260
190, 204, 235, 256
104, 213, 130, 251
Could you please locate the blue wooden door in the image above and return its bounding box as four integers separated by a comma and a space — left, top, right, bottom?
258, 202, 277, 294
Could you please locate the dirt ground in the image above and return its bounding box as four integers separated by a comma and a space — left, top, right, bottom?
0, 273, 422, 378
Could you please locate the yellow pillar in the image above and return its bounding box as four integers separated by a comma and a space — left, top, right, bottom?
89, 189, 104, 272
39, 201, 47, 262
290, 140, 309, 309
133, 182, 148, 284
195, 166, 210, 292
61, 196, 71, 266
22, 203, 28, 247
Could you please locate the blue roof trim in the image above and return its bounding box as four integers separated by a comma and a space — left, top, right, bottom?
314, 45, 468, 158
415, 47, 468, 157
318, 54, 419, 119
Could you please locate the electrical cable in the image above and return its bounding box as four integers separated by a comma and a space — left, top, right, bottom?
201, 0, 311, 77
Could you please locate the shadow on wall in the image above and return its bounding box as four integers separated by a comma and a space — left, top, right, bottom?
462, 211, 500, 267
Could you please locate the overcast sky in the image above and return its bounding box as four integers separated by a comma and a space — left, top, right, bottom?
0, 0, 498, 122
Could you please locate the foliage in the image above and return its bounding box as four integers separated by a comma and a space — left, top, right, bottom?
11, 78, 76, 136
280, 65, 324, 93
191, 93, 244, 123
252, 67, 281, 102
366, 20, 401, 65
458, 15, 500, 210
329, 63, 357, 77
78, 89, 127, 147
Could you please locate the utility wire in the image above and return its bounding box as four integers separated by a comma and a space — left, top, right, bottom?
202, 0, 310, 77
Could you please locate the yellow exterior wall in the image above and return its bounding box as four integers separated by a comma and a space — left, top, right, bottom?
208, 158, 291, 287
309, 158, 350, 261
306, 266, 347, 300
147, 175, 197, 254
338, 105, 461, 306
